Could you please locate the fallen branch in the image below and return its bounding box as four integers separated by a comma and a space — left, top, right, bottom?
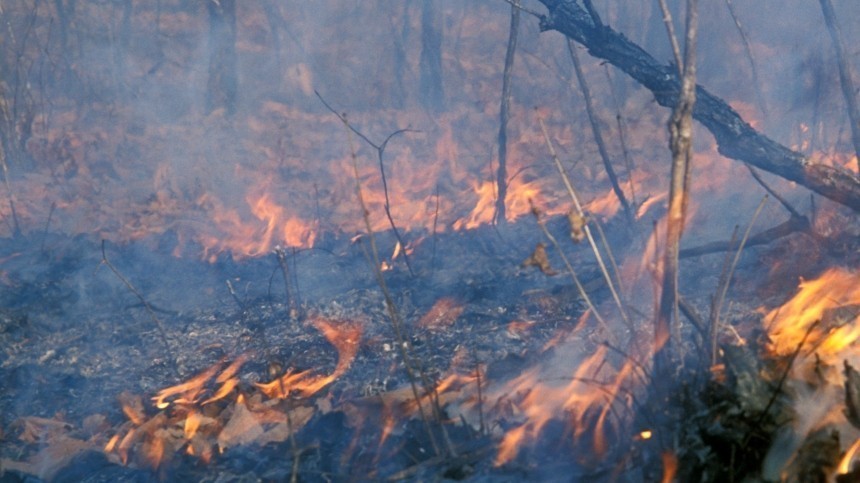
679, 214, 809, 258
536, 0, 860, 212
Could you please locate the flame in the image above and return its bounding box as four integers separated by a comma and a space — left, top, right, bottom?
491, 346, 634, 466
839, 437, 860, 474
661, 451, 678, 483
256, 318, 362, 399
152, 354, 247, 410
200, 193, 317, 261
765, 268, 860, 358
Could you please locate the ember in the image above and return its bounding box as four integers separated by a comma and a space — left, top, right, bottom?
0, 0, 859, 481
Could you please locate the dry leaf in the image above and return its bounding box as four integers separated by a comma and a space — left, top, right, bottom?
118, 392, 146, 426
568, 211, 588, 243
522, 243, 557, 276
217, 401, 264, 450
257, 406, 314, 446
417, 298, 464, 329
17, 416, 72, 444
1, 436, 92, 481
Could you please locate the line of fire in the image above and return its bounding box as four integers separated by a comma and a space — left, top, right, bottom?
0, 1, 858, 481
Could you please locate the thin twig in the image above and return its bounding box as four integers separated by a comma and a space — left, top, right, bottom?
499, 0, 543, 18
100, 240, 176, 377
745, 165, 800, 218
655, 0, 698, 370
656, 0, 683, 75
537, 117, 631, 329
723, 0, 768, 119
677, 295, 706, 337
274, 247, 299, 319
495, 0, 520, 225
316, 91, 417, 276
710, 196, 767, 367
530, 201, 612, 340
340, 115, 447, 458
568, 40, 633, 223
818, 0, 860, 173
604, 66, 638, 208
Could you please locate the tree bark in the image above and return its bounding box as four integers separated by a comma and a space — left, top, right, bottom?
536, 0, 860, 213
206, 0, 238, 116
419, 0, 444, 113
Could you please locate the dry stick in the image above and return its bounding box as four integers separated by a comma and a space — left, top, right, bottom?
679, 215, 808, 259
604, 66, 638, 208
494, 0, 520, 225
818, 0, 860, 173
677, 296, 706, 337
655, 0, 698, 370
530, 202, 613, 340
538, 117, 631, 329
588, 216, 626, 297
709, 195, 768, 368
431, 184, 440, 272
274, 247, 298, 319
656, 0, 683, 76
723, 0, 768, 119
100, 240, 176, 377
745, 165, 801, 219
315, 91, 417, 277
341, 119, 447, 458
500, 0, 543, 18
39, 201, 56, 253
473, 355, 485, 436
568, 40, 633, 223
709, 225, 739, 360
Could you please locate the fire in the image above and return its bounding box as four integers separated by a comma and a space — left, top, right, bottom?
765, 268, 860, 358
153, 355, 247, 410
104, 319, 361, 469
256, 318, 362, 399
762, 268, 860, 477
661, 451, 678, 483
839, 437, 860, 475
199, 192, 317, 261
490, 346, 634, 466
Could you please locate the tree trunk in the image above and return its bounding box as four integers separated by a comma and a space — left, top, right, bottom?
206, 0, 238, 116
419, 0, 444, 113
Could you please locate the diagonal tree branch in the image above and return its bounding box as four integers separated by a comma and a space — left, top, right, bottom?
536, 0, 860, 213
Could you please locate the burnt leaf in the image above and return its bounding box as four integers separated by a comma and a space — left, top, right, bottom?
567, 211, 587, 243
521, 243, 557, 276
843, 361, 860, 430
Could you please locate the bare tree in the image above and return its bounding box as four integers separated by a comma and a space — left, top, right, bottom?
206, 0, 238, 116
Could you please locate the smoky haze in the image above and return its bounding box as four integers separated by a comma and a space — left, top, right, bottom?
0, 0, 856, 255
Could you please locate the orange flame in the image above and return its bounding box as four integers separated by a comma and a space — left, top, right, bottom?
256, 318, 362, 399
765, 268, 860, 358
492, 346, 633, 466
153, 355, 248, 409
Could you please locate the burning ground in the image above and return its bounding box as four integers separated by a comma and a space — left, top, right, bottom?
1, 0, 860, 481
